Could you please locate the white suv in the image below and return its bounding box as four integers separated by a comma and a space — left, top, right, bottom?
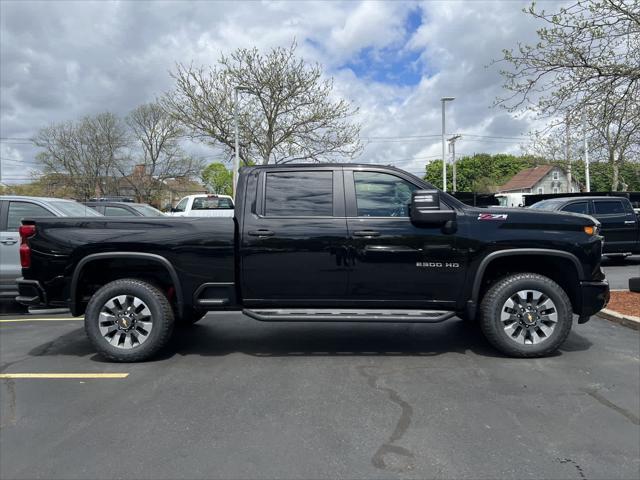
169, 194, 235, 217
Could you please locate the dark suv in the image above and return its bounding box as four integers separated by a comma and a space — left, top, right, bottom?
530, 196, 639, 256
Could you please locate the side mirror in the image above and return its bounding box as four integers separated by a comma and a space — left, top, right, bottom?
410, 189, 456, 225
170, 207, 177, 213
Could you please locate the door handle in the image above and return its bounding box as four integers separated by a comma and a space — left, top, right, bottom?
624, 220, 636, 224
0, 239, 18, 245
353, 230, 380, 238
248, 229, 274, 237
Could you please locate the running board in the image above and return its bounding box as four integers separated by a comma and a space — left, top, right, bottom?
242, 308, 456, 323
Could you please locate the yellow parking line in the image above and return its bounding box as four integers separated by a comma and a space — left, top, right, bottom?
0, 373, 129, 379
0, 317, 84, 323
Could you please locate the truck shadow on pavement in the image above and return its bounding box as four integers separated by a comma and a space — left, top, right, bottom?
24, 318, 593, 362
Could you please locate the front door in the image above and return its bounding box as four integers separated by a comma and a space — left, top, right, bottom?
240, 168, 349, 305
344, 169, 464, 310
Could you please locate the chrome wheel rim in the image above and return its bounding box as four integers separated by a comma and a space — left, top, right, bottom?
500, 290, 558, 345
98, 295, 153, 349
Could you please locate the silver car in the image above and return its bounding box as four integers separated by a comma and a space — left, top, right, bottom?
0, 196, 102, 300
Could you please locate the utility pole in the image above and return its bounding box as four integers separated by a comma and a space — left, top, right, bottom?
565, 114, 572, 191
440, 97, 455, 192
583, 111, 590, 192
448, 134, 462, 193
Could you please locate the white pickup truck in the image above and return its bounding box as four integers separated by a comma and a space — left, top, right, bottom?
169, 194, 235, 217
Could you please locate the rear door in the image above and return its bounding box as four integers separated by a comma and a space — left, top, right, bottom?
0, 201, 55, 294
592, 199, 637, 253
240, 167, 349, 304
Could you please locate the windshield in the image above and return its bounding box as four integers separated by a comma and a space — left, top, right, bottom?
50, 201, 102, 216
529, 200, 562, 210
192, 196, 234, 210
130, 204, 165, 216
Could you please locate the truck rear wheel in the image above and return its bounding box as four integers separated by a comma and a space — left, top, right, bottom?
479, 273, 573, 357
84, 279, 174, 362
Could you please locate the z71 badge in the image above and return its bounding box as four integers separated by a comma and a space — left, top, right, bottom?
478, 213, 508, 221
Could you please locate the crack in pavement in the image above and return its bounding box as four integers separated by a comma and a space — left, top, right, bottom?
581, 388, 640, 425
357, 365, 415, 473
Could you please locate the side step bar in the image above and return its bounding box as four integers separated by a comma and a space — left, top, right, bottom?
242, 308, 456, 323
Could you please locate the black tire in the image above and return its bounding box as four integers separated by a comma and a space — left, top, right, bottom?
177, 308, 207, 326
85, 279, 174, 362
479, 273, 573, 358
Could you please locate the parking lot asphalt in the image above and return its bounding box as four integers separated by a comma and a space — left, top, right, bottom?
1, 308, 638, 480
601, 254, 640, 290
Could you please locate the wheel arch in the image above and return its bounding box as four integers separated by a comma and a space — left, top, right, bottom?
70, 252, 183, 317
468, 249, 584, 318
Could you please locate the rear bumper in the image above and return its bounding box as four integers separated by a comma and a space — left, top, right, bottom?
16, 278, 48, 307
576, 280, 610, 323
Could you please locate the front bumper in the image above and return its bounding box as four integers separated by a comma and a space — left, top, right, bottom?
16, 278, 48, 307
577, 280, 610, 323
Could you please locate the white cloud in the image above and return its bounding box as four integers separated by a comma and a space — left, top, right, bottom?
0, 0, 562, 183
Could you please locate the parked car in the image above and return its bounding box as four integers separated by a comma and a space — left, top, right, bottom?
84, 201, 165, 217
16, 164, 609, 362
0, 196, 101, 300
169, 194, 234, 217
530, 196, 640, 257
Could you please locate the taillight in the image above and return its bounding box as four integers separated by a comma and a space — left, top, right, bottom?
19, 224, 36, 268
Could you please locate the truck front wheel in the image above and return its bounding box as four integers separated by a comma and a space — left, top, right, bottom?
84, 279, 175, 362
479, 273, 573, 357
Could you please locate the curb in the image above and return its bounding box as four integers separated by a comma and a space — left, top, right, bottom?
597, 309, 640, 330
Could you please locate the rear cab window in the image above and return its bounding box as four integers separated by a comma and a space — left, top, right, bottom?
264, 171, 333, 216
192, 196, 234, 210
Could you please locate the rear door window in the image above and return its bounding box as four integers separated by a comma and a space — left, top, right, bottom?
265, 171, 333, 216
594, 201, 626, 215
561, 202, 589, 214
7, 202, 55, 231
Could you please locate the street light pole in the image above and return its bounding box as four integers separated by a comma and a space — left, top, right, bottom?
583, 111, 590, 192
441, 97, 455, 192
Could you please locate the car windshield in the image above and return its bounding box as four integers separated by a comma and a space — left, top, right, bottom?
130, 204, 165, 216
192, 196, 234, 210
50, 201, 102, 216
529, 200, 562, 210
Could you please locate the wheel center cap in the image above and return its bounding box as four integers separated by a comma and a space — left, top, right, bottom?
117, 316, 132, 329
523, 312, 536, 325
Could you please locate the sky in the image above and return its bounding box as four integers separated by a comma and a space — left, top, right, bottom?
0, 0, 558, 184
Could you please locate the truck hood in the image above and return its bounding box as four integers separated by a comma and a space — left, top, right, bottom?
465, 206, 600, 229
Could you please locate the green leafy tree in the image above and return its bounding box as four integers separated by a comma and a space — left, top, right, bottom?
424, 154, 537, 192
201, 162, 233, 195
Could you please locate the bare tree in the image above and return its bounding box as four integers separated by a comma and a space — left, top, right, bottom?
163, 42, 362, 165
497, 0, 640, 116
497, 0, 640, 189
34, 112, 128, 199
118, 102, 203, 203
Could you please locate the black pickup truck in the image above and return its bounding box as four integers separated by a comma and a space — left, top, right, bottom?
17, 164, 609, 361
